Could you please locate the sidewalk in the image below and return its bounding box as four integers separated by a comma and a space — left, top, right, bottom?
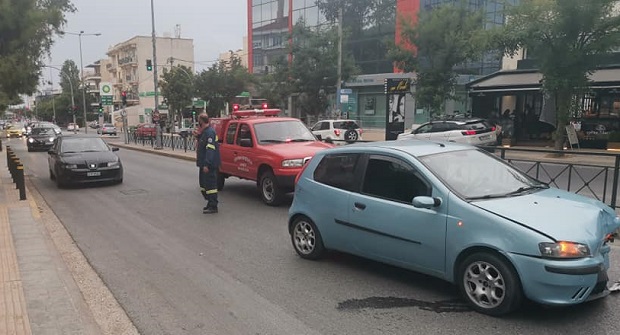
0, 151, 138, 335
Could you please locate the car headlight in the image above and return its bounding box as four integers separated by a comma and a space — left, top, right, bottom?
539, 241, 591, 259
282, 159, 304, 168
49, 137, 55, 142
28, 138, 34, 143
108, 161, 120, 168
64, 164, 78, 169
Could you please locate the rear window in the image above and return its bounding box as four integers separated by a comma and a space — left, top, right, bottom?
461, 121, 492, 130
333, 121, 359, 129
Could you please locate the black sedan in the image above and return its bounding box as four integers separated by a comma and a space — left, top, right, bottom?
27, 126, 59, 152
48, 136, 123, 187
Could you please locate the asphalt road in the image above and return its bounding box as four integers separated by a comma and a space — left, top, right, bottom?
5, 135, 620, 335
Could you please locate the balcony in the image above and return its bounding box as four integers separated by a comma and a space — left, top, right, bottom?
106, 63, 117, 72
118, 56, 138, 67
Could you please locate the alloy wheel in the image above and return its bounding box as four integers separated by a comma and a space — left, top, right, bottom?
293, 220, 316, 255
463, 261, 506, 309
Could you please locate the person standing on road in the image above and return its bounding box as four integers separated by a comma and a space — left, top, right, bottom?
195, 113, 221, 214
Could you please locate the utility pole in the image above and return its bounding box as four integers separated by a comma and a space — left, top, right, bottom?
151, 0, 163, 149
336, 7, 343, 118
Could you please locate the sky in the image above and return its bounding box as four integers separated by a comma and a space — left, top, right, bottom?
46, 0, 247, 86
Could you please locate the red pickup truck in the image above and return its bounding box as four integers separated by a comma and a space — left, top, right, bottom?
211, 109, 333, 206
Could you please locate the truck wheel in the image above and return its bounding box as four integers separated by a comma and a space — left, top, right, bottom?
217, 171, 225, 191
259, 171, 284, 206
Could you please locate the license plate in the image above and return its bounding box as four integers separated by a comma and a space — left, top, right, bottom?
87, 172, 101, 177
479, 135, 491, 140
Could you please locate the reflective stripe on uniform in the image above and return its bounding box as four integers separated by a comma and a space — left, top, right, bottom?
206, 189, 218, 194
200, 187, 206, 191
207, 144, 216, 150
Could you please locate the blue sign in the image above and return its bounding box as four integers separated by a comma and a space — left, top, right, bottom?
340, 89, 353, 95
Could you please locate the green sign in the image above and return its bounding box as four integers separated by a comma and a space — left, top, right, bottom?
139, 91, 161, 97
101, 95, 114, 106
158, 104, 169, 110
144, 108, 153, 115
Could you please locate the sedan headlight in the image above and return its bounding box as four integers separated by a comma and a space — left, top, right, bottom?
49, 137, 55, 142
539, 241, 591, 259
63, 164, 78, 169
28, 138, 34, 143
282, 159, 304, 168
108, 161, 120, 168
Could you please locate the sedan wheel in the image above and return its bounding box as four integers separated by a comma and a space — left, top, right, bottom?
458, 252, 523, 316
291, 216, 325, 260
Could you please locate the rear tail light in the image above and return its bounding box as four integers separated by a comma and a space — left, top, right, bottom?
295, 158, 312, 185
334, 129, 341, 136
461, 130, 477, 136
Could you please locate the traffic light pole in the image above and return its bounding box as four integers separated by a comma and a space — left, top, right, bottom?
151, 0, 163, 149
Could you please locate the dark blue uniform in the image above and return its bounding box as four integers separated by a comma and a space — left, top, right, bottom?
197, 126, 221, 211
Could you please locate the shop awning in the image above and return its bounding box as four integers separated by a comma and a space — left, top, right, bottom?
467, 67, 620, 93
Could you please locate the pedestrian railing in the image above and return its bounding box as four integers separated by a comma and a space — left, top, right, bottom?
126, 132, 197, 152
489, 146, 620, 211
4, 146, 26, 200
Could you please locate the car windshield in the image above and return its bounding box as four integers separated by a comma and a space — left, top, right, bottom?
419, 149, 547, 200
254, 121, 316, 144
31, 127, 56, 135
60, 138, 109, 153
333, 121, 359, 129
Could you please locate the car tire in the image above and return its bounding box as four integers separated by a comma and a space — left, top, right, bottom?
259, 170, 284, 206
457, 252, 523, 316
344, 129, 358, 144
217, 171, 225, 191
290, 216, 326, 260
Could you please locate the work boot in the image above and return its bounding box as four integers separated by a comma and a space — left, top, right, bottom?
204, 207, 218, 214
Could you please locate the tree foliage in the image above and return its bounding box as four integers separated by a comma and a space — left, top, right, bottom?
0, 0, 75, 105
390, 2, 488, 116
160, 65, 194, 124
256, 57, 294, 110
194, 54, 251, 117
495, 0, 620, 149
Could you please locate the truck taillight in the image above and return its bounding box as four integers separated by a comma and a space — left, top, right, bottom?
334, 129, 341, 136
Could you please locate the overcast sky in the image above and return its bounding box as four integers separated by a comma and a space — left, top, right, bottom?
47, 0, 247, 85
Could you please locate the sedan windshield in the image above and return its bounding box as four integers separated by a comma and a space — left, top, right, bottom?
254, 121, 316, 144
31, 127, 56, 135
60, 138, 109, 153
419, 149, 547, 200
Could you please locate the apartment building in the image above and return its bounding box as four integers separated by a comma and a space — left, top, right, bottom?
106, 36, 194, 125
218, 37, 249, 69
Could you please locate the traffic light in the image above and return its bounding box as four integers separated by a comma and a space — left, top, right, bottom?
146, 59, 153, 71
121, 91, 127, 106
98, 102, 103, 113
192, 108, 196, 116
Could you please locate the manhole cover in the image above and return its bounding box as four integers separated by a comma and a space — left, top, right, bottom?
120, 189, 148, 196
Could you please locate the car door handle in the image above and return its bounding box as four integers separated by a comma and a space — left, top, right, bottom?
354, 202, 366, 210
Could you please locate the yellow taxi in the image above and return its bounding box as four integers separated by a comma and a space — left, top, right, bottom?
5, 123, 25, 138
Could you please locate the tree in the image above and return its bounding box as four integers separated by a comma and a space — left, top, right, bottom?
0, 0, 75, 106
286, 22, 357, 116
390, 2, 488, 117
56, 60, 80, 123
495, 0, 620, 150
160, 65, 194, 126
194, 54, 251, 117
256, 57, 294, 110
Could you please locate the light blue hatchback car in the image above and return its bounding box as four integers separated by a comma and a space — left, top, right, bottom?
288, 141, 620, 316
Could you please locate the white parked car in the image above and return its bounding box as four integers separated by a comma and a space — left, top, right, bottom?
67, 123, 80, 131
311, 119, 363, 144
397, 119, 497, 146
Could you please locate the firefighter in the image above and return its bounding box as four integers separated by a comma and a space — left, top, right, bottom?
195, 113, 221, 214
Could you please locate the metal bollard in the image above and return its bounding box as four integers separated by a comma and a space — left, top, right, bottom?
16, 164, 26, 200
11, 157, 19, 183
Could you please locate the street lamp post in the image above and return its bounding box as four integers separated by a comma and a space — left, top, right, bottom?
151, 0, 163, 149
63, 31, 101, 134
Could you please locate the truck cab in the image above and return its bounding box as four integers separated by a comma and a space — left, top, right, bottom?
211, 109, 333, 206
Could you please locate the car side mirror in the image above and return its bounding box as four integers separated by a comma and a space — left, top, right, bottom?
239, 138, 253, 147
412, 196, 441, 209
112, 147, 120, 152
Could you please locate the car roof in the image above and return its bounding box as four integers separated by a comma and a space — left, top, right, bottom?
319, 139, 474, 157
234, 117, 301, 124
427, 118, 486, 125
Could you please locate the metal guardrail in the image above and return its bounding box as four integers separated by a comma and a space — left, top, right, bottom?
126, 132, 197, 152
488, 146, 620, 211
5, 146, 26, 200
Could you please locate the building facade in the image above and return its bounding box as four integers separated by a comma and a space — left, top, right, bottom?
106, 36, 194, 126
218, 37, 249, 69
248, 0, 513, 129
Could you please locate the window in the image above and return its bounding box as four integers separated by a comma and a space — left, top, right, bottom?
236, 124, 253, 146
313, 154, 361, 192
362, 156, 431, 203
415, 124, 432, 134
226, 123, 238, 144
430, 123, 451, 133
